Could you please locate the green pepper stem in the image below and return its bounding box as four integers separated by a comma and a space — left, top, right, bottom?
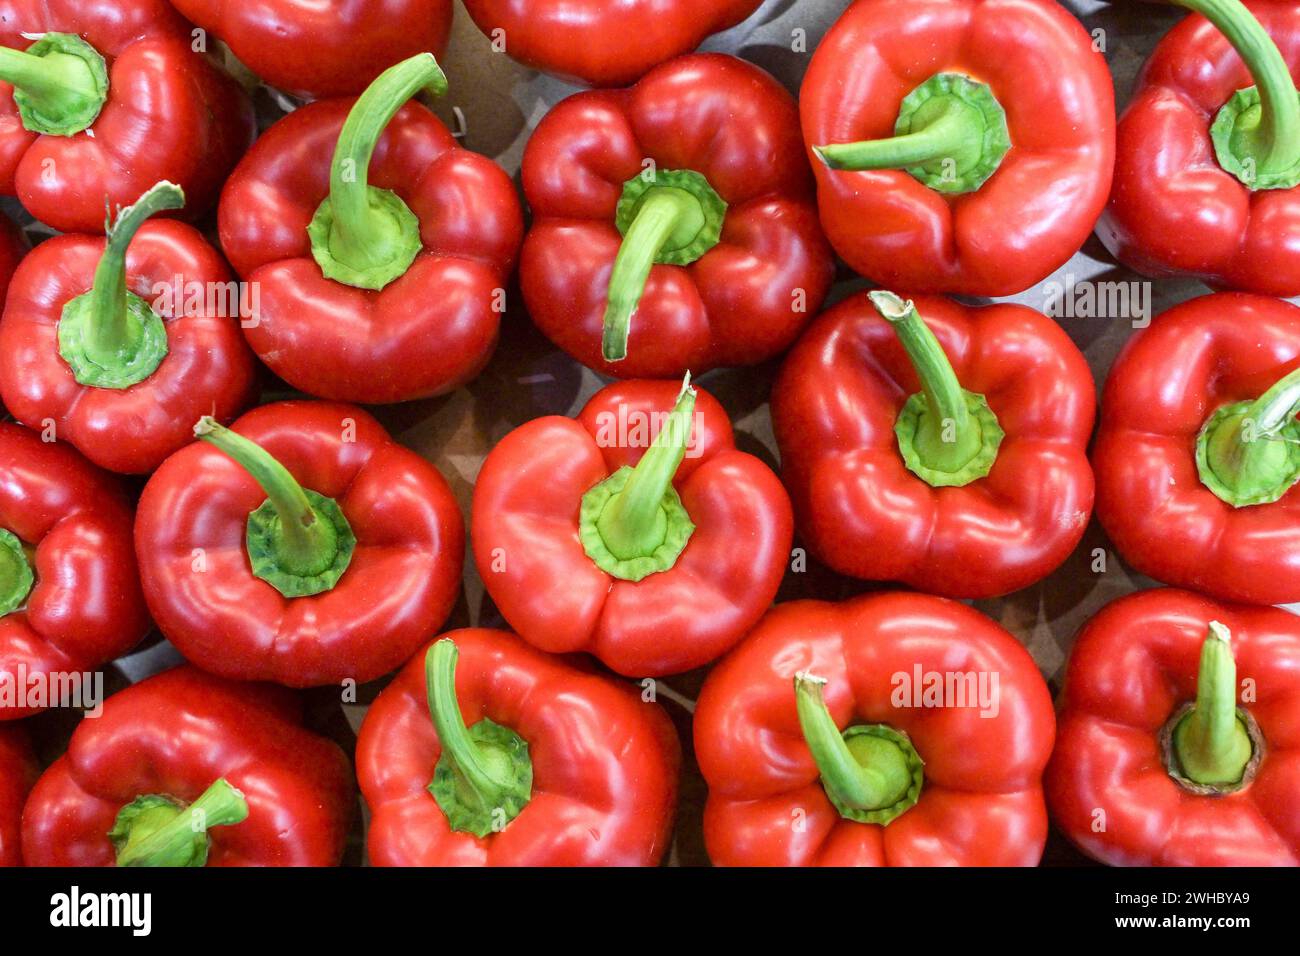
1213, 364, 1300, 469
325, 53, 447, 272
194, 417, 332, 577
1199, 364, 1300, 505
1180, 0, 1300, 177
794, 673, 912, 813
81, 182, 184, 368
425, 639, 532, 836
595, 375, 696, 560
816, 103, 973, 171
0, 45, 95, 101
1242, 364, 1300, 435
602, 188, 705, 361
1172, 622, 1253, 786
0, 35, 109, 137
813, 73, 1009, 194
113, 779, 248, 867
427, 640, 511, 807
869, 290, 981, 472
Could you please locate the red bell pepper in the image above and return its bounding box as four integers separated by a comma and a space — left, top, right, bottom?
696, 593, 1056, 866
22, 665, 352, 866
358, 630, 680, 866
772, 290, 1095, 599
1094, 293, 1300, 605
1047, 588, 1300, 866
520, 53, 834, 379
0, 182, 257, 475
460, 0, 763, 88
0, 422, 150, 719
0, 211, 26, 305
1099, 1, 1300, 295
472, 376, 792, 677
800, 0, 1115, 296
134, 401, 464, 686
0, 724, 36, 866
168, 0, 453, 98
0, 0, 255, 234
219, 54, 523, 404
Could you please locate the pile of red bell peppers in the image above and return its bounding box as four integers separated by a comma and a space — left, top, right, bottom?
0, 0, 1296, 870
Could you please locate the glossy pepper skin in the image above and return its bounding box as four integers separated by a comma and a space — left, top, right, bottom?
800, 0, 1114, 296
1099, 2, 1300, 295
0, 184, 257, 474
135, 401, 464, 687
1047, 589, 1300, 866
169, 0, 453, 98
0, 423, 150, 720
1095, 294, 1300, 606
22, 666, 353, 866
0, 725, 36, 866
472, 378, 793, 677
696, 594, 1056, 866
521, 54, 834, 379
460, 0, 763, 88
219, 55, 523, 404
0, 0, 255, 234
772, 291, 1095, 599
358, 630, 680, 866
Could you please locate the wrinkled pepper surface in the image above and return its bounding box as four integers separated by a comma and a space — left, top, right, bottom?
696, 594, 1056, 866
23, 666, 352, 866
0, 0, 254, 232
801, 0, 1114, 296
0, 423, 149, 719
1094, 293, 1300, 605
219, 54, 522, 403
0, 181, 257, 474
135, 402, 464, 686
522, 53, 833, 378
773, 291, 1095, 598
473, 377, 792, 676
1048, 589, 1300, 866
358, 630, 680, 865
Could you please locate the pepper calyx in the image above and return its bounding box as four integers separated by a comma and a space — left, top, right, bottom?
602, 169, 727, 361
815, 72, 1010, 195
0, 529, 34, 616
579, 374, 697, 580
3, 33, 108, 137
194, 417, 356, 598
425, 639, 533, 838
109, 778, 249, 867
794, 671, 924, 827
308, 53, 447, 291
